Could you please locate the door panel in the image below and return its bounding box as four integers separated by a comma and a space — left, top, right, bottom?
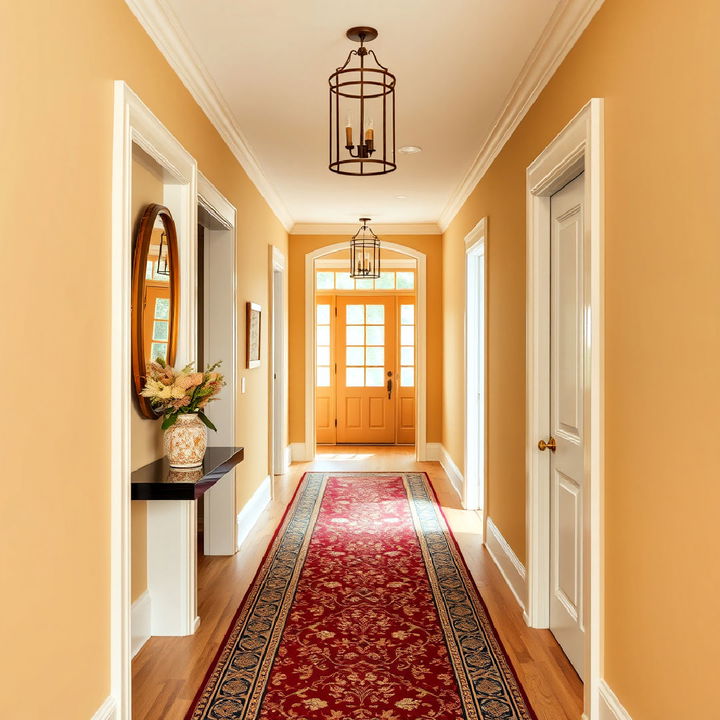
336, 296, 396, 443
549, 173, 586, 678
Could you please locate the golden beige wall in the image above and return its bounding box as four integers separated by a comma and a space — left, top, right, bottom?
442, 0, 720, 716
0, 2, 287, 717
289, 234, 442, 445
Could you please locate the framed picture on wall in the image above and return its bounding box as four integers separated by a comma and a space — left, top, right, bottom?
246, 302, 262, 369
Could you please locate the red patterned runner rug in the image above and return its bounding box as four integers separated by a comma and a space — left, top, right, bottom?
187, 473, 536, 720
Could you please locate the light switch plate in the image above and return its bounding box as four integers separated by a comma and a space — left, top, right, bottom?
241, 377, 246, 394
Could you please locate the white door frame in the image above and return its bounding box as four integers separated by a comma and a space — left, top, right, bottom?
464, 218, 488, 512
525, 99, 603, 719
270, 246, 289, 475
198, 173, 238, 555
303, 242, 428, 461
111, 81, 197, 720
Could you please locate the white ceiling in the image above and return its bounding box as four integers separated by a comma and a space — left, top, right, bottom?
158, 0, 563, 227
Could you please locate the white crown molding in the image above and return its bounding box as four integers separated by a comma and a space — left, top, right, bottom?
291, 222, 441, 236
125, 0, 294, 231
437, 0, 605, 231
128, 0, 604, 235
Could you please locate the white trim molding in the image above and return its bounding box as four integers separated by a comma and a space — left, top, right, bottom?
130, 591, 152, 659
304, 241, 429, 462
485, 518, 527, 612
525, 99, 604, 719
464, 218, 487, 512
124, 0, 293, 230
270, 246, 289, 477
438, 0, 605, 230
598, 681, 633, 720
91, 697, 117, 720
236, 475, 273, 550
291, 222, 441, 236
430, 444, 464, 503
112, 80, 197, 719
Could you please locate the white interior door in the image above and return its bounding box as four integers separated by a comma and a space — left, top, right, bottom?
549, 172, 586, 677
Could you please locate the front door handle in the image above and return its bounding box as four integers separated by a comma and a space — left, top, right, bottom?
387, 377, 393, 399
538, 437, 557, 452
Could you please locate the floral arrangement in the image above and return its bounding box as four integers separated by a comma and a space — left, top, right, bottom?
141, 358, 225, 430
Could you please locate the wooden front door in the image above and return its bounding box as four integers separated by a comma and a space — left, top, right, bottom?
336, 296, 396, 443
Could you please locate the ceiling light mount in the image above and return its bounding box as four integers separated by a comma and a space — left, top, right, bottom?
346, 26, 378, 44
329, 26, 396, 176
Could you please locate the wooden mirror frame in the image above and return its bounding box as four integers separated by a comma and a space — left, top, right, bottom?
131, 203, 180, 418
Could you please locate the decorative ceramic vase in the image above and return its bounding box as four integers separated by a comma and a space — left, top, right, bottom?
164, 413, 207, 468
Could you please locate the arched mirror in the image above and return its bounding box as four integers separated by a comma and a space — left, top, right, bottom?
131, 203, 180, 418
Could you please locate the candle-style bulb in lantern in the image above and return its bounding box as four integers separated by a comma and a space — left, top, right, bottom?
345, 117, 353, 147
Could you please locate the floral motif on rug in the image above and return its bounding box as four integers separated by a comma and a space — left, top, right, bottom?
186, 473, 536, 720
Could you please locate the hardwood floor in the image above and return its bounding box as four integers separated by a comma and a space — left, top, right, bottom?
132, 446, 583, 720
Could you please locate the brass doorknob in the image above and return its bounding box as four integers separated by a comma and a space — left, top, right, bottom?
538, 437, 557, 452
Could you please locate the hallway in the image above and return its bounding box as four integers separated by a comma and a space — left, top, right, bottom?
132, 447, 582, 720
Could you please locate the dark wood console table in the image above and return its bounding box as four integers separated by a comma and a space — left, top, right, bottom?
131, 446, 244, 501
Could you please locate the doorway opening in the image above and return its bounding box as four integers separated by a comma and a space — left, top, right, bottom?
197, 185, 237, 556
314, 251, 417, 448
304, 242, 428, 461
464, 218, 487, 514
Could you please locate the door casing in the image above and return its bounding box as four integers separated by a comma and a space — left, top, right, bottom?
303, 241, 428, 461
526, 99, 603, 719
464, 218, 487, 514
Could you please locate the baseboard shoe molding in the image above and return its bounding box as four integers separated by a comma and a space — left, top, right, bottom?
428, 444, 464, 503
485, 517, 527, 612
599, 680, 633, 720
236, 475, 272, 550
91, 696, 116, 720
130, 590, 152, 659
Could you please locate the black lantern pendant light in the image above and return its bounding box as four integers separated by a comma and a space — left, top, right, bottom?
350, 218, 381, 279
329, 27, 396, 176
156, 231, 170, 276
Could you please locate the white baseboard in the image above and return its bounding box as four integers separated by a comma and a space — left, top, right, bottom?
131, 590, 152, 658
599, 680, 633, 720
236, 475, 272, 550
430, 444, 464, 503
91, 696, 116, 720
290, 442, 312, 462
485, 517, 527, 611
284, 445, 292, 470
